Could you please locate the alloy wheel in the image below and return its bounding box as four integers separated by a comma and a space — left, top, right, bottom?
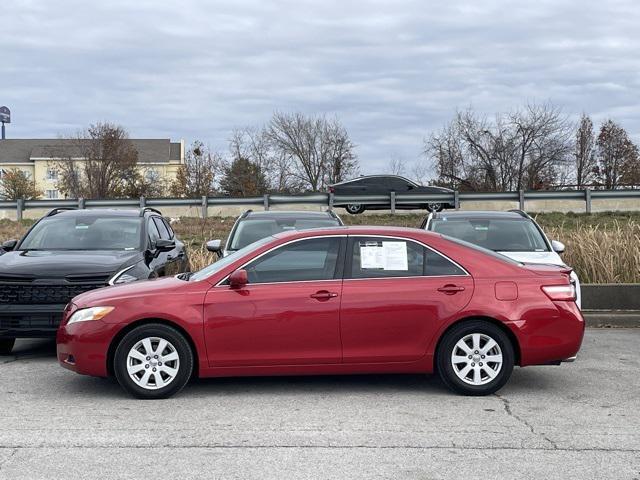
126, 337, 180, 390
450, 333, 503, 386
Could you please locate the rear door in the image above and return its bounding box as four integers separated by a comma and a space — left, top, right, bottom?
339, 235, 474, 363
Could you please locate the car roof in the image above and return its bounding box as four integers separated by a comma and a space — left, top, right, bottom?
432, 210, 530, 220
272, 225, 438, 240
330, 174, 416, 187
242, 210, 340, 220
48, 209, 145, 218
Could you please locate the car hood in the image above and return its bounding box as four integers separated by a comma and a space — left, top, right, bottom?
497, 251, 565, 266
72, 276, 186, 306
0, 250, 142, 278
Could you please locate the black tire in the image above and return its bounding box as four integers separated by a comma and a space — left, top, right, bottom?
0, 338, 15, 355
426, 203, 444, 212
345, 204, 366, 215
113, 323, 194, 399
436, 320, 514, 396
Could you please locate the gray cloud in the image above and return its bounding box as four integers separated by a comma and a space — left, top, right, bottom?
2, 0, 639, 174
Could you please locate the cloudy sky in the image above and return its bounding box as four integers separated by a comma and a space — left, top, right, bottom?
2, 0, 639, 175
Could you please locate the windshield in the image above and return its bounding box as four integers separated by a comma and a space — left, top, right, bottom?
189, 235, 274, 282
229, 217, 340, 251
19, 216, 143, 251
430, 218, 549, 252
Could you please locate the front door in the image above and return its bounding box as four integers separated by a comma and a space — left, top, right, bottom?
340, 236, 474, 363
204, 236, 345, 367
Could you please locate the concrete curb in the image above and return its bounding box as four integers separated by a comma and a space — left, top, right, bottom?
583, 310, 640, 328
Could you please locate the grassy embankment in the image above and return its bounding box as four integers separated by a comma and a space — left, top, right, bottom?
2, 211, 639, 283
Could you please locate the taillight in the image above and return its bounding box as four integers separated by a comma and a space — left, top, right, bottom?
541, 284, 576, 301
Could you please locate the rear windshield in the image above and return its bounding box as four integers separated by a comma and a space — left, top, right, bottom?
430, 218, 549, 252
229, 217, 341, 251
441, 235, 523, 266
19, 216, 142, 251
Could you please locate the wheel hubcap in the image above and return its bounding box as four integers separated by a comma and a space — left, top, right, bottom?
451, 333, 503, 386
126, 337, 180, 390
347, 204, 361, 212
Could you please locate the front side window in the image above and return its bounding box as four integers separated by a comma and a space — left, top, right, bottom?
348, 236, 465, 279
244, 237, 341, 284
153, 217, 171, 240
19, 216, 142, 251
229, 217, 341, 251
429, 218, 549, 252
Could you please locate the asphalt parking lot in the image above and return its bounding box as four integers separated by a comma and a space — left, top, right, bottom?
0, 329, 639, 480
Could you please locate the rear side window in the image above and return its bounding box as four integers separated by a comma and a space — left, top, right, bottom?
153, 217, 171, 240
347, 237, 465, 279
244, 237, 341, 284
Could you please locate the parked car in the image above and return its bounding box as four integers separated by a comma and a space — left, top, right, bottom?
206, 209, 343, 257
57, 226, 584, 399
422, 210, 581, 308
0, 207, 189, 354
329, 175, 455, 214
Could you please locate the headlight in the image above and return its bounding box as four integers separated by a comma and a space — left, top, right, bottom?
109, 266, 138, 285
67, 306, 115, 325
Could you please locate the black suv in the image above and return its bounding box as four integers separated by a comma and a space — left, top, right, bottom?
329, 175, 454, 214
0, 207, 189, 353
206, 210, 343, 257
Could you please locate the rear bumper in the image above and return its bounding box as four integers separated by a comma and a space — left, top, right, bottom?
506, 301, 586, 367
0, 304, 65, 338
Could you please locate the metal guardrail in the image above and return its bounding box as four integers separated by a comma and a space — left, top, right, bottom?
2, 189, 640, 220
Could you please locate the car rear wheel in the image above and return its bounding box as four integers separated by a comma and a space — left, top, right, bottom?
426, 202, 444, 212
437, 320, 514, 395
0, 338, 15, 355
113, 323, 193, 399
345, 203, 365, 215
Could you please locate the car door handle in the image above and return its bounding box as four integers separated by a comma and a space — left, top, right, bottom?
437, 285, 465, 295
310, 290, 339, 300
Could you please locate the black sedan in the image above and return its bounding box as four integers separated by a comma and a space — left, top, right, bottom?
329, 175, 454, 214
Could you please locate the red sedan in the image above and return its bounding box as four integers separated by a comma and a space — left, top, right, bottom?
57, 226, 584, 399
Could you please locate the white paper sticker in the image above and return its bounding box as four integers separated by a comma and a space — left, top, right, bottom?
382, 241, 408, 270
359, 241, 408, 270
360, 244, 385, 269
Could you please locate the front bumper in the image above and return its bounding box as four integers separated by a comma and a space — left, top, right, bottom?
56, 319, 120, 377
0, 304, 66, 338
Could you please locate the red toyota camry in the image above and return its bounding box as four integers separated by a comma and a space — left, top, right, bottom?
57, 226, 584, 399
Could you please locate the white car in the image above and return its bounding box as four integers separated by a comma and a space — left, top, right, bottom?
422, 210, 581, 309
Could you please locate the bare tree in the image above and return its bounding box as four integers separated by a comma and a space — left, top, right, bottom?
266, 112, 358, 191
389, 155, 406, 176
169, 141, 221, 197
0, 169, 42, 200
54, 122, 139, 198
229, 127, 300, 192
425, 102, 571, 191
595, 120, 640, 189
574, 114, 597, 188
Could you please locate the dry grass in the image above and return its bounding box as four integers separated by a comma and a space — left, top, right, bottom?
3, 213, 640, 283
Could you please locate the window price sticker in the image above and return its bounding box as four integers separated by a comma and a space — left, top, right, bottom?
360, 241, 408, 271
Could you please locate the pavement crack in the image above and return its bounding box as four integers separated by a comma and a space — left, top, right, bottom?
0, 448, 17, 472
494, 393, 558, 450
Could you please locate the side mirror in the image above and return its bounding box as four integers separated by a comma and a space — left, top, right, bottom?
2, 239, 18, 251
229, 269, 248, 288
206, 239, 222, 254
154, 238, 176, 252
551, 240, 565, 254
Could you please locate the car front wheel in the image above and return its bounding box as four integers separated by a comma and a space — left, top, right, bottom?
437, 320, 514, 395
0, 338, 15, 355
426, 202, 444, 212
345, 204, 366, 214
113, 323, 193, 399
